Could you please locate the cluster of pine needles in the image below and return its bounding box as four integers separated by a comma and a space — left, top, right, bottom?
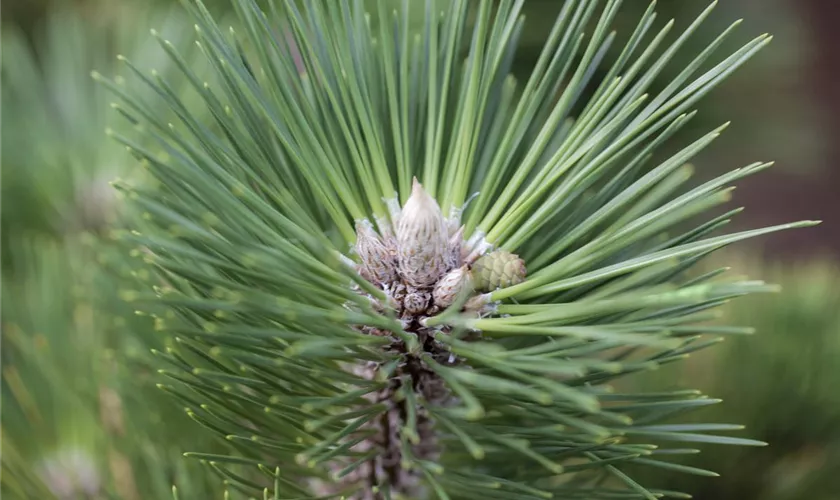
2, 0, 820, 499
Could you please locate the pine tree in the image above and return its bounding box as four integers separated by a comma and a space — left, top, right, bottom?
101, 0, 818, 498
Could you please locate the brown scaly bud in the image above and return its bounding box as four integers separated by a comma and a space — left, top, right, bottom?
396, 178, 449, 287
472, 250, 527, 292
385, 283, 407, 308
433, 265, 473, 309
403, 291, 431, 315
355, 220, 398, 285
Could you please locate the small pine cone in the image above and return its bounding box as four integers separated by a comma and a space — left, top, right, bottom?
433, 265, 473, 308
396, 178, 450, 287
355, 221, 398, 285
403, 291, 431, 315
472, 250, 527, 292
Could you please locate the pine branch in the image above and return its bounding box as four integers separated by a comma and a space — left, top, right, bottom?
102, 0, 818, 498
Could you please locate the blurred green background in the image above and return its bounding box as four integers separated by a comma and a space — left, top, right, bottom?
2, 1, 838, 499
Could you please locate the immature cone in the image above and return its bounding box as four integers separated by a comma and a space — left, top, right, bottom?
433, 265, 474, 308
472, 250, 527, 292
396, 178, 450, 287
355, 221, 398, 284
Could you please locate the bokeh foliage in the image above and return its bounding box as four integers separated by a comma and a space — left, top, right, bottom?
625, 255, 840, 500
1, 3, 236, 498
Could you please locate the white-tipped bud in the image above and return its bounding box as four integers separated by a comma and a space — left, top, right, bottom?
396, 178, 449, 287
355, 221, 398, 285
433, 265, 474, 308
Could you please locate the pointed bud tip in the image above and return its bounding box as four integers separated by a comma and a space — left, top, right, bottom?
408, 177, 435, 205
